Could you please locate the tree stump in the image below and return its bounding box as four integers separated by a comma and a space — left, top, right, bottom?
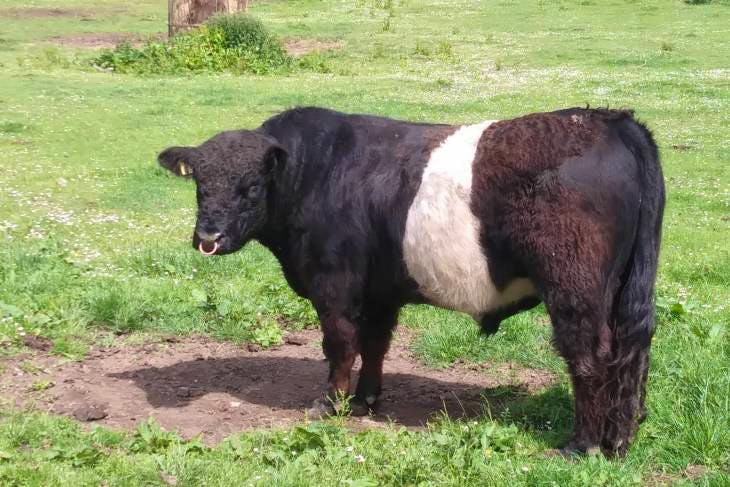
168, 0, 249, 37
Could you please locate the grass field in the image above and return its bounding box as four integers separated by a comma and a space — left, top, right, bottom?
1, 0, 729, 485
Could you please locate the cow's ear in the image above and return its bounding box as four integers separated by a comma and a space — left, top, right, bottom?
264, 144, 288, 175
158, 146, 196, 177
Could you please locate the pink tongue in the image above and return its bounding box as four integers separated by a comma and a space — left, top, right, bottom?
198, 241, 218, 255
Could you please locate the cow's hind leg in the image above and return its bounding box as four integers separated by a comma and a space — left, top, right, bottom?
503, 188, 631, 454
601, 343, 648, 456
351, 306, 398, 415
637, 351, 650, 424
540, 260, 649, 457
601, 225, 659, 455
546, 292, 613, 455
601, 326, 652, 456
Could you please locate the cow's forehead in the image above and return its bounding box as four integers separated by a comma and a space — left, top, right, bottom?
203, 129, 271, 153
194, 130, 271, 179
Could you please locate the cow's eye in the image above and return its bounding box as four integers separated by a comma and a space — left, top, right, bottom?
247, 185, 259, 198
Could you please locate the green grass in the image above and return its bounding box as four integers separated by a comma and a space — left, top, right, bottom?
0, 0, 729, 484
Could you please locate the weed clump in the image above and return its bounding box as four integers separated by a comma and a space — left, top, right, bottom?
93, 14, 291, 75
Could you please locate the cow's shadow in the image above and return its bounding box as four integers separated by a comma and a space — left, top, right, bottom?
110, 355, 572, 444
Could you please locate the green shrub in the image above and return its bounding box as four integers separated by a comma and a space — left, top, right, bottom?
92, 14, 291, 75
206, 13, 285, 55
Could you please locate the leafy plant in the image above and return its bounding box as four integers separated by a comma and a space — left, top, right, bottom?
261, 423, 335, 466
128, 418, 182, 454
29, 380, 53, 392
655, 294, 699, 320
0, 303, 22, 319
45, 444, 103, 467
250, 316, 283, 347
429, 419, 523, 469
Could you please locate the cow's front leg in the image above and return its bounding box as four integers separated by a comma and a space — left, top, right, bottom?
307, 312, 359, 418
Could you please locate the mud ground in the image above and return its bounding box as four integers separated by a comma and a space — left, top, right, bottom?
1, 329, 556, 443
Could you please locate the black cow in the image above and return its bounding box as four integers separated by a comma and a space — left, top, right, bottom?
158, 107, 664, 456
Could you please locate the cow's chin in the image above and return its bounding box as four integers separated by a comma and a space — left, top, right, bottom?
191, 234, 247, 256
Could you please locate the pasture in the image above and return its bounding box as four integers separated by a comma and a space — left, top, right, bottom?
0, 0, 728, 485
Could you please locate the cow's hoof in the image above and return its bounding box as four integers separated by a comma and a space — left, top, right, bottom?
601, 423, 635, 458
350, 397, 374, 417
306, 398, 335, 419
544, 448, 569, 459
545, 443, 601, 458
600, 438, 629, 458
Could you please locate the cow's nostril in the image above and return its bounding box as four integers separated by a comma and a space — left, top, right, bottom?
197, 231, 222, 242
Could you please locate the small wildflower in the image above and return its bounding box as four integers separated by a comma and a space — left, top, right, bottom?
346, 446, 354, 452
521, 466, 529, 473
354, 454, 366, 463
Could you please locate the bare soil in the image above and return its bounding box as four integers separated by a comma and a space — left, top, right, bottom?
0, 6, 127, 22
285, 39, 343, 56
1, 329, 556, 443
50, 33, 155, 50
645, 464, 711, 486
49, 32, 141, 49
51, 34, 340, 53
0, 8, 93, 19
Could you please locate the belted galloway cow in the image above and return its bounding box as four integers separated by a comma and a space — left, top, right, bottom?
158, 107, 665, 456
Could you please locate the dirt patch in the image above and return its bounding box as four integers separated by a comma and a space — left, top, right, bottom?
0, 329, 556, 443
22, 334, 52, 352
50, 33, 157, 50
645, 465, 710, 486
0, 8, 92, 19
285, 39, 343, 56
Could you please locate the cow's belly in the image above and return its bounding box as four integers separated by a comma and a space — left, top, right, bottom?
402, 121, 536, 319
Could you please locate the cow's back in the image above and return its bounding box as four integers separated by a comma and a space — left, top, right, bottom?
259, 107, 637, 319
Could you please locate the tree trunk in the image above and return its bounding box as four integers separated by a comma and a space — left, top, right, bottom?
169, 0, 249, 37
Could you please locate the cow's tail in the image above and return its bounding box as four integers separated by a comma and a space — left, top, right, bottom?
614, 114, 665, 349
604, 111, 666, 454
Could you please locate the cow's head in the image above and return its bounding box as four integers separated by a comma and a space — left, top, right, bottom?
158, 130, 287, 256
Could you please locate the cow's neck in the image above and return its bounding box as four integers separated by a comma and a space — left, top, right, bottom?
253, 162, 311, 297
256, 152, 305, 261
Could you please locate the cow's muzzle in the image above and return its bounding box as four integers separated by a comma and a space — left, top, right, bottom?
196, 231, 222, 256
198, 240, 219, 255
